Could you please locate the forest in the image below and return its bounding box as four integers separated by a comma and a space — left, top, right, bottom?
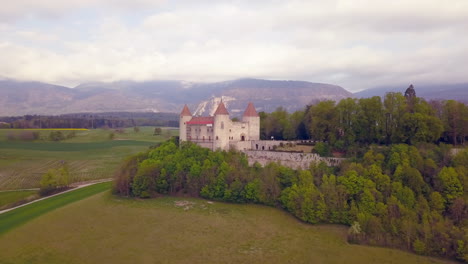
114, 93, 468, 262
0, 112, 178, 129
260, 93, 468, 147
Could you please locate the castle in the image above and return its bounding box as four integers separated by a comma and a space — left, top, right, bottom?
179, 102, 260, 151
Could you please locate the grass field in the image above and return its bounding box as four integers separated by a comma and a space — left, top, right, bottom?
0, 181, 112, 235
0, 190, 38, 210
0, 127, 176, 191
0, 190, 455, 264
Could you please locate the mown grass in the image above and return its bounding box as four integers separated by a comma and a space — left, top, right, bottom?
0, 192, 455, 264
0, 127, 177, 190
0, 181, 111, 235
0, 190, 38, 209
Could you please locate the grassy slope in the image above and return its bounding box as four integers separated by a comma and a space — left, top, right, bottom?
0, 192, 455, 264
0, 190, 37, 209
0, 127, 176, 190
0, 182, 111, 235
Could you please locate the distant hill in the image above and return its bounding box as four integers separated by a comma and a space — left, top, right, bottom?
0, 78, 353, 116
354, 83, 468, 103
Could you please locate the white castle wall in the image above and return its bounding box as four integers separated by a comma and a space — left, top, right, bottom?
244, 150, 344, 169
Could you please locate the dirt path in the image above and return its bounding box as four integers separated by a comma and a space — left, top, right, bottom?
0, 178, 113, 215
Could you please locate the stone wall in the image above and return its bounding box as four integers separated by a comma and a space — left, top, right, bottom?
251, 140, 289, 151
244, 150, 344, 169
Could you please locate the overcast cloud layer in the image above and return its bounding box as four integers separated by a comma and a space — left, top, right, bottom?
1, 0, 467, 91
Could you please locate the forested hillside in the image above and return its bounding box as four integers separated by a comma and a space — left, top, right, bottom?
115, 140, 468, 262
114, 93, 468, 262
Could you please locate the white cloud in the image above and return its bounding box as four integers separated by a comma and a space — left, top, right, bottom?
0, 0, 468, 91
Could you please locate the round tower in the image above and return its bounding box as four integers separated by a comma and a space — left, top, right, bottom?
179, 104, 192, 142
242, 102, 260, 140
213, 101, 230, 150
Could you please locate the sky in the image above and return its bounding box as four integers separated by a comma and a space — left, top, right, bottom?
1, 0, 467, 92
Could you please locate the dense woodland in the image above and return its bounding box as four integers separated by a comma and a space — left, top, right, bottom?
0, 112, 178, 129
260, 93, 468, 147
115, 139, 468, 262
115, 92, 468, 262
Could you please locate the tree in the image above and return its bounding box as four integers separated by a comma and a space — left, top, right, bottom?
355, 97, 384, 144
154, 127, 162, 135
438, 167, 463, 203
383, 92, 407, 144
305, 101, 338, 143
336, 98, 358, 145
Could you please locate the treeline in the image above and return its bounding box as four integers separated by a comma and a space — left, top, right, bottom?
114, 139, 468, 262
0, 112, 178, 129
260, 94, 468, 148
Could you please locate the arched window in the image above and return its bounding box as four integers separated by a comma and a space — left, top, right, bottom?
216, 136, 219, 140
241, 135, 245, 141
221, 121, 224, 129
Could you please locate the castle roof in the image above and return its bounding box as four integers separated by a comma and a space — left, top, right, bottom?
180, 104, 192, 116
243, 102, 259, 117
214, 101, 229, 115
186, 116, 214, 125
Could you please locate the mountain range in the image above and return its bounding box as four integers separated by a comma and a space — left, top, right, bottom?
1, 78, 467, 117
0, 78, 352, 116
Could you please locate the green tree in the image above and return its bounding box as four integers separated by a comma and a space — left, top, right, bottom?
438, 167, 463, 203
305, 101, 338, 143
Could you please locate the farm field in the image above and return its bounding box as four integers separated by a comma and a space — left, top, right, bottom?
0, 190, 38, 210
0, 127, 176, 191
0, 191, 456, 264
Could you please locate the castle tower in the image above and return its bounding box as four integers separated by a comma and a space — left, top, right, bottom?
179, 104, 192, 142
242, 102, 260, 140
213, 101, 230, 150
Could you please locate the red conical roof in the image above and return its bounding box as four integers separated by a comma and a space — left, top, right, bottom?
180, 104, 192, 116
214, 101, 229, 115
243, 102, 258, 117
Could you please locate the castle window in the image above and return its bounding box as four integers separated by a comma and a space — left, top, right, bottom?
241, 135, 245, 141
221, 122, 224, 129
216, 136, 219, 140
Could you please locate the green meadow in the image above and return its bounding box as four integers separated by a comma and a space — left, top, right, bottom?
0, 127, 175, 191
0, 189, 455, 264
0, 181, 112, 235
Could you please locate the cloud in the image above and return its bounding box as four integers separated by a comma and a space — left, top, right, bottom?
0, 0, 468, 91
0, 0, 165, 21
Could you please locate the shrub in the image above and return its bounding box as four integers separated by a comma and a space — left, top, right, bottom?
413, 239, 426, 255
313, 142, 331, 157
49, 131, 65, 141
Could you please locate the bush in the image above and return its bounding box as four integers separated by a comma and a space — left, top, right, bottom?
313, 142, 331, 157
49, 131, 65, 141
413, 239, 426, 255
